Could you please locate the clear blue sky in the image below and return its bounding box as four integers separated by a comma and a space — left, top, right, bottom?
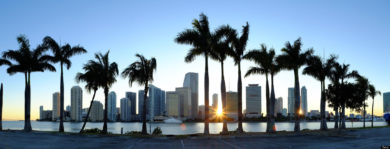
1, 0, 389, 120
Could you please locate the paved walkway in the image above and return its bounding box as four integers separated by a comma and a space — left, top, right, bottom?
0, 127, 389, 149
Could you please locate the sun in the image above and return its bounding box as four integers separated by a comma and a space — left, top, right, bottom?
216, 105, 223, 116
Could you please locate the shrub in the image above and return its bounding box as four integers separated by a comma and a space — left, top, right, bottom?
152, 127, 162, 135
82, 128, 103, 134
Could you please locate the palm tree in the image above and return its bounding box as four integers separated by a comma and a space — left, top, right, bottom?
276, 38, 313, 132
229, 22, 249, 133
3, 35, 56, 132
175, 13, 214, 135
122, 54, 156, 135
43, 36, 87, 132
269, 55, 281, 132
209, 25, 235, 134
76, 60, 101, 133
0, 59, 11, 131
368, 84, 380, 128
303, 55, 336, 130
244, 44, 274, 132
90, 51, 118, 134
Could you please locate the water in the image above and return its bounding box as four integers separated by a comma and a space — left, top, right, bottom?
2, 121, 387, 135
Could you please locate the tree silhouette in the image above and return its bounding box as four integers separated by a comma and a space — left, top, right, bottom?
368, 84, 381, 128
0, 59, 10, 131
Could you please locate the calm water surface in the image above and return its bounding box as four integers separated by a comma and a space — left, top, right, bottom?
2, 121, 387, 135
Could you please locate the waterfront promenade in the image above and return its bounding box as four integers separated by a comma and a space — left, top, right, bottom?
0, 127, 389, 149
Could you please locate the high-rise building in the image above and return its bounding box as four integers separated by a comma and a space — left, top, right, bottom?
183, 72, 198, 119
125, 92, 137, 116
301, 86, 307, 116
71, 86, 83, 121
176, 87, 191, 117
275, 97, 283, 116
52, 92, 60, 121
138, 90, 149, 119
384, 92, 390, 113
120, 97, 131, 121
212, 93, 218, 112
108, 91, 116, 121
282, 108, 288, 116
39, 106, 44, 120
148, 85, 165, 120
288, 88, 295, 115
66, 105, 71, 112
166, 91, 180, 117
226, 91, 238, 114
246, 84, 261, 115
90, 101, 103, 121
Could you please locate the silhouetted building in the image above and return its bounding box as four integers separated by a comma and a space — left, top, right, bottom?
71, 86, 83, 121
108, 91, 116, 121
275, 97, 283, 116
149, 85, 165, 120
183, 72, 198, 119
384, 92, 390, 113
301, 86, 307, 116
125, 92, 137, 116
226, 91, 238, 120
166, 91, 180, 117
176, 87, 191, 117
288, 88, 295, 115
212, 93, 218, 112
120, 97, 131, 121
52, 92, 60, 121
90, 101, 103, 121
246, 84, 261, 115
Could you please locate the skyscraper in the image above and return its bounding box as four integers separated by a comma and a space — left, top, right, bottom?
246, 84, 261, 115
288, 88, 295, 115
148, 85, 165, 120
52, 92, 60, 121
125, 92, 137, 116
275, 97, 283, 116
226, 91, 238, 120
183, 72, 198, 119
212, 93, 218, 111
138, 90, 149, 120
176, 87, 191, 117
71, 86, 83, 121
166, 91, 180, 117
301, 86, 308, 116
39, 106, 44, 120
108, 91, 116, 121
120, 97, 131, 121
90, 101, 103, 121
384, 92, 390, 113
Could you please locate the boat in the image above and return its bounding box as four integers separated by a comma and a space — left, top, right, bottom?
384, 112, 390, 125
163, 117, 182, 123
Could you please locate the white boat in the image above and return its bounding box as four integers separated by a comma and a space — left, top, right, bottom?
164, 117, 182, 123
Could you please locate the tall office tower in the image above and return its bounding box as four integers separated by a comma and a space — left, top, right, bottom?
226, 91, 238, 114
160, 90, 166, 115
39, 106, 44, 120
212, 93, 218, 111
282, 108, 288, 116
52, 92, 60, 121
166, 91, 180, 117
246, 84, 261, 115
148, 85, 165, 120
275, 97, 283, 116
125, 92, 137, 116
108, 91, 116, 121
183, 72, 198, 119
71, 86, 83, 121
66, 105, 71, 112
138, 90, 149, 120
288, 88, 295, 115
301, 86, 307, 116
120, 97, 131, 121
175, 87, 191, 117
384, 92, 390, 113
90, 101, 103, 121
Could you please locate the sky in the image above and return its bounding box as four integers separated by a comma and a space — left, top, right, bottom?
0, 0, 389, 120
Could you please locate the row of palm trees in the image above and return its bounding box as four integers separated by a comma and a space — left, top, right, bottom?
176, 13, 381, 134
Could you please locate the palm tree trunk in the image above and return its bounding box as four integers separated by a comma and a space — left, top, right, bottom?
204, 56, 210, 135
269, 74, 276, 132
220, 62, 228, 134
237, 62, 243, 133
103, 87, 109, 134
341, 104, 346, 129
363, 103, 366, 128
24, 72, 32, 132
334, 106, 339, 129
141, 84, 149, 135
265, 73, 270, 132
293, 69, 300, 132
371, 98, 374, 128
79, 89, 97, 133
320, 80, 328, 130
0, 83, 3, 131
59, 64, 65, 132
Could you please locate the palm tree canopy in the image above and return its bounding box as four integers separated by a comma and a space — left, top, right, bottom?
122, 54, 157, 87
209, 25, 235, 63
243, 44, 277, 77
368, 84, 381, 99
229, 22, 249, 65
175, 13, 213, 63
303, 55, 337, 81
43, 36, 87, 69
0, 59, 11, 66
3, 35, 56, 75
75, 64, 100, 93
276, 38, 313, 70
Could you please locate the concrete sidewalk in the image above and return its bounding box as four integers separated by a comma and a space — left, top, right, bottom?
0, 127, 389, 149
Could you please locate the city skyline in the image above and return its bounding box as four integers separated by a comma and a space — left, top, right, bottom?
1, 1, 390, 120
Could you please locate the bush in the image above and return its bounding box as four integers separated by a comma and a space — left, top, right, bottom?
125, 131, 143, 135
152, 127, 162, 135
82, 128, 103, 134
